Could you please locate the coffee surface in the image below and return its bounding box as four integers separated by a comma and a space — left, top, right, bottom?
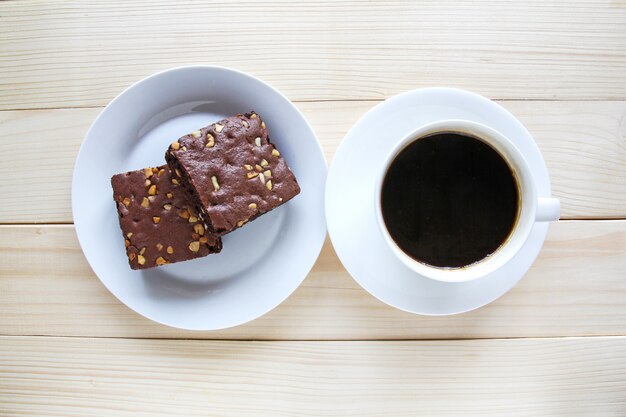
381, 133, 519, 268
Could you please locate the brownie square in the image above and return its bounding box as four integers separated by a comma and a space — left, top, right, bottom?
165, 112, 300, 236
111, 165, 222, 270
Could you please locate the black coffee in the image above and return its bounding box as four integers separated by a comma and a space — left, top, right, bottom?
381, 132, 519, 268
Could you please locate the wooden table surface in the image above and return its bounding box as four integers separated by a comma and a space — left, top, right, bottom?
1, 1, 625, 415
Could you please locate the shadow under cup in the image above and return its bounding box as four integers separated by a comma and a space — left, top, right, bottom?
375, 120, 548, 283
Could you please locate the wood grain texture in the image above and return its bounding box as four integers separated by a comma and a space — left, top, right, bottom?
0, 108, 91, 223
0, 101, 625, 223
1, 335, 625, 416
1, 221, 624, 340
1, 0, 626, 110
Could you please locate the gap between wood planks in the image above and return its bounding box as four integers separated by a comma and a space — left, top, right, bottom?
1, 97, 626, 113
0, 333, 625, 342
0, 219, 623, 226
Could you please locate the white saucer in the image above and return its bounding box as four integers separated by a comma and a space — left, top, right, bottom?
326, 88, 552, 315
73, 66, 327, 330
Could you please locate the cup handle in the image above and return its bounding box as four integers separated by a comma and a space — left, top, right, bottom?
536, 197, 560, 222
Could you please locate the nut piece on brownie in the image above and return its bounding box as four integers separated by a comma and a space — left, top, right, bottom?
111, 165, 222, 270
165, 112, 300, 236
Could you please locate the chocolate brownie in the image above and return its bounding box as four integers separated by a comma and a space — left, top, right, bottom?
111, 165, 222, 270
165, 112, 300, 236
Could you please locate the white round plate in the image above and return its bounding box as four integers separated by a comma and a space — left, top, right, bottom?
73, 66, 327, 330
326, 87, 552, 315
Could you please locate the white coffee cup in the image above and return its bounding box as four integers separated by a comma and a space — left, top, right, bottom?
374, 119, 560, 283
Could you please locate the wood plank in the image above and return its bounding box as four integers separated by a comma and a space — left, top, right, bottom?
0, 335, 625, 416
0, 100, 624, 223
1, 221, 624, 340
1, 0, 626, 110
0, 108, 92, 223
